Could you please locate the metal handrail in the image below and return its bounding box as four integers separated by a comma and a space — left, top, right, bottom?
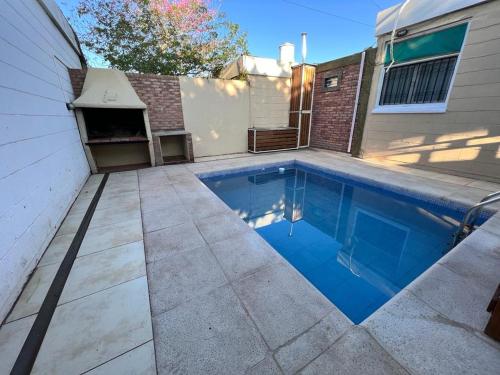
451, 192, 500, 247
469, 191, 500, 227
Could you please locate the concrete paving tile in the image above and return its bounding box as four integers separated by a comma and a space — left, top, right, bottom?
140, 187, 182, 212
56, 210, 86, 236
174, 188, 215, 203
84, 174, 104, 187
77, 179, 102, 200
6, 241, 146, 323
233, 262, 334, 350
172, 179, 211, 195
166, 173, 200, 185
32, 277, 153, 375
147, 245, 227, 316
209, 231, 281, 281
153, 285, 267, 375
246, 354, 282, 375
89, 204, 141, 229
362, 290, 500, 375
180, 194, 229, 220
6, 263, 58, 322
0, 315, 36, 374
96, 191, 140, 211
163, 165, 190, 176
38, 233, 74, 267
138, 167, 165, 177
69, 196, 93, 214
406, 264, 492, 331
479, 213, 500, 235
107, 171, 138, 184
60, 241, 146, 304
85, 341, 156, 375
439, 229, 500, 290
144, 222, 206, 263
139, 175, 171, 192
447, 187, 498, 207
299, 327, 409, 375
275, 310, 352, 374
142, 204, 191, 233
79, 218, 143, 256
195, 212, 251, 244
101, 182, 139, 199
467, 179, 500, 191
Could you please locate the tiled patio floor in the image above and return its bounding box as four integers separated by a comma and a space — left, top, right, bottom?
1, 149, 499, 374
0, 173, 154, 374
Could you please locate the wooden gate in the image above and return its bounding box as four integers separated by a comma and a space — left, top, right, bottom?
289, 64, 315, 147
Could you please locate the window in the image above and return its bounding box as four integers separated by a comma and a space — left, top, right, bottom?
324, 76, 339, 89
379, 55, 457, 105
322, 71, 341, 92
374, 23, 468, 113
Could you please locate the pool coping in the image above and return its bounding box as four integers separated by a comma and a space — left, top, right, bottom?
187, 150, 500, 373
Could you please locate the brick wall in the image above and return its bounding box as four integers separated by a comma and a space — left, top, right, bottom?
68, 69, 185, 131
126, 73, 184, 131
68, 68, 86, 97
310, 62, 360, 152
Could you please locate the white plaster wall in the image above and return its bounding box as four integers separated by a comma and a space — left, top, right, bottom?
179, 77, 250, 157
0, 0, 89, 322
248, 76, 291, 129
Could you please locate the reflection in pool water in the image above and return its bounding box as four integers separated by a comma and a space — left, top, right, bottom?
203, 166, 461, 323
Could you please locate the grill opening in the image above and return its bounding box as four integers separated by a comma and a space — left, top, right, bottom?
82, 108, 146, 140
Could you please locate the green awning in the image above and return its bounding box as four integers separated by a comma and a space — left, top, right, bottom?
385, 23, 468, 65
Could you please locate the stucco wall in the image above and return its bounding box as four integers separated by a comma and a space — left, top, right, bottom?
361, 1, 500, 182
0, 0, 89, 322
249, 76, 291, 129
179, 77, 250, 157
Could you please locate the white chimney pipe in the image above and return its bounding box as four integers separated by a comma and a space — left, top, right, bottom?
279, 43, 295, 65
301, 32, 307, 63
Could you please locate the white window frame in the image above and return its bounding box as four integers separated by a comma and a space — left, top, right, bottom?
372, 21, 470, 114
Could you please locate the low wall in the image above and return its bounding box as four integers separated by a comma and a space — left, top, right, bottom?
70, 70, 291, 159
179, 77, 250, 157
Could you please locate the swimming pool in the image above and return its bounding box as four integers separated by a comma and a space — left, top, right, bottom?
201, 162, 483, 323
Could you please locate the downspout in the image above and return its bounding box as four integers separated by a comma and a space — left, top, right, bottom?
347, 50, 365, 154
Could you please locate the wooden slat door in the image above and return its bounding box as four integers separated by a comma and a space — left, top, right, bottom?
289, 64, 315, 147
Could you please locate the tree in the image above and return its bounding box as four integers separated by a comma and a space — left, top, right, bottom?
75, 0, 248, 77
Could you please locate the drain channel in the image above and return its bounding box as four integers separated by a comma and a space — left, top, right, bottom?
11, 173, 109, 375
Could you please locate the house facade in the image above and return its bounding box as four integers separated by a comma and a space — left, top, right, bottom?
0, 0, 89, 321
361, 0, 500, 182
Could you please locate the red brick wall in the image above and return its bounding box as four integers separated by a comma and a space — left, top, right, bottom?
126, 73, 184, 131
310, 63, 360, 152
68, 69, 86, 97
68, 69, 185, 131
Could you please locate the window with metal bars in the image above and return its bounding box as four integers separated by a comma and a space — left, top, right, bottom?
379, 55, 458, 106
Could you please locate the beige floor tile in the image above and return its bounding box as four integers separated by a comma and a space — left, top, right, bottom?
79, 218, 143, 256
85, 341, 156, 375
0, 315, 36, 374
32, 277, 153, 375
6, 263, 58, 322
60, 241, 146, 304
6, 242, 146, 322
38, 233, 74, 267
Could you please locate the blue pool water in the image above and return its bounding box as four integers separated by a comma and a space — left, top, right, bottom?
202, 163, 470, 323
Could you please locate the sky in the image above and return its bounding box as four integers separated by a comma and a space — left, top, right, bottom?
56, 0, 402, 65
